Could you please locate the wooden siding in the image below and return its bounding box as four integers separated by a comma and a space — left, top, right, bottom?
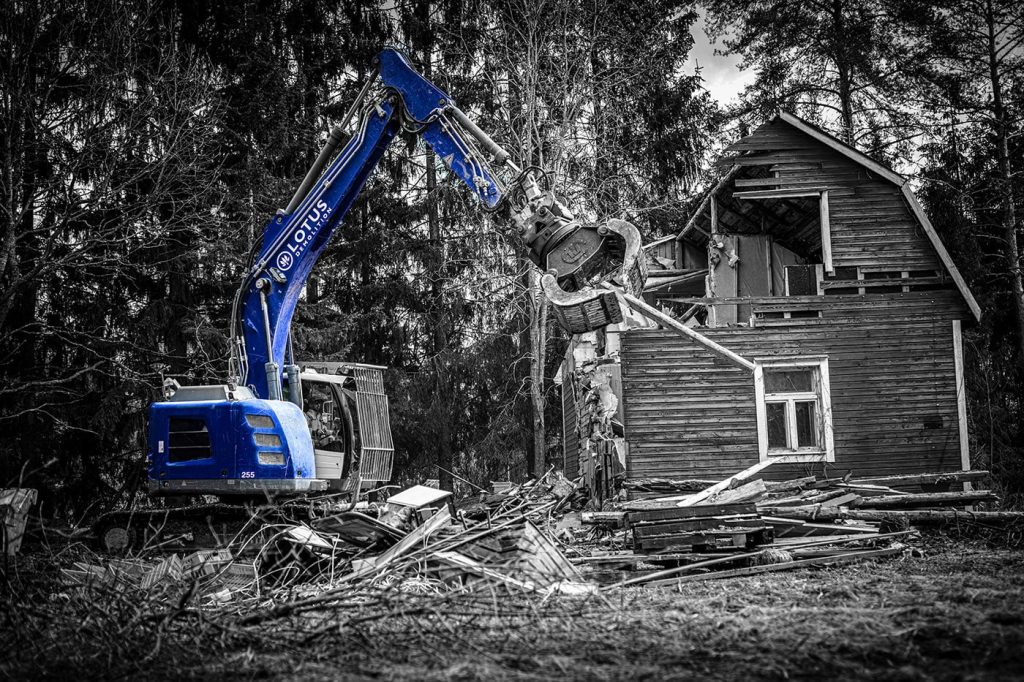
722, 119, 942, 273
621, 320, 964, 481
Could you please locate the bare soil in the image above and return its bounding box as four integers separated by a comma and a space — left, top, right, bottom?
3, 537, 1023, 681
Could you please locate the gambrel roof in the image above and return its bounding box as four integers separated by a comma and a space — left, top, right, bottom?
680, 112, 981, 321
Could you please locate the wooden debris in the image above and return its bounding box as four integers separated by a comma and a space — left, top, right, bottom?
759, 516, 878, 538
701, 478, 767, 506
433, 551, 536, 591
764, 476, 816, 493
456, 520, 581, 587
849, 490, 997, 508
1, 488, 37, 556
677, 461, 773, 508
626, 502, 769, 553
346, 507, 452, 582
605, 530, 916, 590
648, 547, 903, 585
622, 478, 719, 493
581, 511, 627, 527
628, 503, 758, 525
820, 492, 862, 508
850, 470, 989, 487
757, 507, 1023, 524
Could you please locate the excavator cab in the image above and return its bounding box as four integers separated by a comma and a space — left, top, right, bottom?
297, 362, 394, 490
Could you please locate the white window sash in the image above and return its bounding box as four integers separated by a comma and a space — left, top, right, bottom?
754, 357, 835, 463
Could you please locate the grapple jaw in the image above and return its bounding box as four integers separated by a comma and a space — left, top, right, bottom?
540, 218, 648, 335
509, 171, 647, 334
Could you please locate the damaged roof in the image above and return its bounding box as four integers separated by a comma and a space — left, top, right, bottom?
678, 111, 981, 322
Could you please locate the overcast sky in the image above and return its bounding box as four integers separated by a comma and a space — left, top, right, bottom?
685, 12, 752, 104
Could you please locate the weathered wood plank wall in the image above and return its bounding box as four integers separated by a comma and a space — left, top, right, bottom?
620, 319, 964, 481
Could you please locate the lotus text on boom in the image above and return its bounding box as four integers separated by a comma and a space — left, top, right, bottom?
277, 200, 332, 272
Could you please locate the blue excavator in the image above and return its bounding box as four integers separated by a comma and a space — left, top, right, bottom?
144, 48, 647, 510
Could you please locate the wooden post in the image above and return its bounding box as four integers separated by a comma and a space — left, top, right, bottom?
820, 190, 833, 275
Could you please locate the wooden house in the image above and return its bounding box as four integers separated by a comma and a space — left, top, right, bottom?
558, 112, 980, 491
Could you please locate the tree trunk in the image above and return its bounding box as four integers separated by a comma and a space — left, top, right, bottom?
984, 0, 1024, 370
831, 0, 855, 144
416, 12, 453, 491
529, 270, 548, 479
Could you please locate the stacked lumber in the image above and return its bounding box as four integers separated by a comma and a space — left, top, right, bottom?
626, 503, 773, 552
755, 469, 1007, 524
574, 465, 1022, 588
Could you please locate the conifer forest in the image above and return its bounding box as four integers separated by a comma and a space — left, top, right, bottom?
2, 1, 1024, 679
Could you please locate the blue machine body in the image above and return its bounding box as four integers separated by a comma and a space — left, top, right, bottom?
146, 49, 506, 495
147, 393, 318, 494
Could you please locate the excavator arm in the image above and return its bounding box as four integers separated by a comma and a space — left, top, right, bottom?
146, 49, 645, 499
230, 48, 647, 402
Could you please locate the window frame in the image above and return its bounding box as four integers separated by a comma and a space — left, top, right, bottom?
753, 356, 835, 463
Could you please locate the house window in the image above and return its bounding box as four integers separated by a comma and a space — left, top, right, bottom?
753, 357, 835, 462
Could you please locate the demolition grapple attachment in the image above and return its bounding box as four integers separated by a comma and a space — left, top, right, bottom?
510, 175, 648, 334
539, 218, 648, 334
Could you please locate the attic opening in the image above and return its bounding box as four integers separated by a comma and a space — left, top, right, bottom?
680, 162, 835, 325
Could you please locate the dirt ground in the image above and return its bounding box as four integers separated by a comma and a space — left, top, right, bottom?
3, 536, 1024, 681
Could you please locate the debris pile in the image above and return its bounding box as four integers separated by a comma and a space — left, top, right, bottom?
24, 464, 1024, 615
61, 550, 257, 603
1, 488, 37, 556
568, 465, 1023, 588
57, 472, 592, 608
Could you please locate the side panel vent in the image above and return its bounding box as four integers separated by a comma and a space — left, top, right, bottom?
168, 417, 212, 462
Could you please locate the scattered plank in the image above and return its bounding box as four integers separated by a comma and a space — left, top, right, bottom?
632, 515, 760, 536
839, 509, 1024, 524
850, 490, 997, 509
820, 492, 862, 508
647, 547, 902, 586
581, 511, 627, 527
764, 476, 816, 493
850, 470, 989, 487
760, 516, 878, 538
677, 461, 774, 508
766, 488, 853, 507
628, 503, 758, 525
603, 530, 916, 590
756, 508, 1024, 524
833, 483, 908, 497
701, 479, 767, 506
622, 478, 719, 492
